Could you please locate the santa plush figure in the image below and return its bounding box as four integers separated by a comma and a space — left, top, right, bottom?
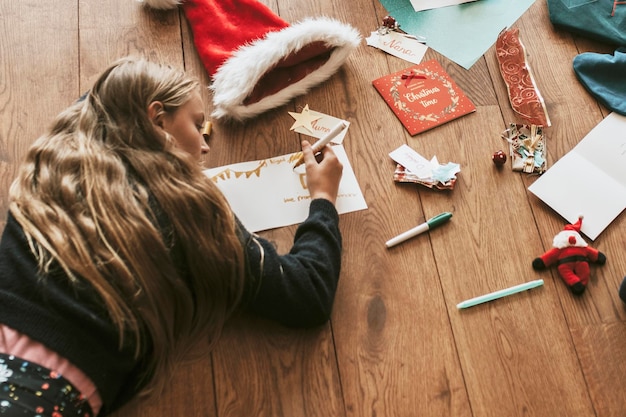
140, 0, 361, 121
532, 215, 606, 295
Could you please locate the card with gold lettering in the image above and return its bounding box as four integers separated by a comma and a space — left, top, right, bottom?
372, 60, 476, 135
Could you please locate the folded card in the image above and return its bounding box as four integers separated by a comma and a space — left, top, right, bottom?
204, 144, 368, 233
528, 112, 626, 240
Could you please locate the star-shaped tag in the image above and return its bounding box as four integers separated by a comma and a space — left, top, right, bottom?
288, 104, 322, 133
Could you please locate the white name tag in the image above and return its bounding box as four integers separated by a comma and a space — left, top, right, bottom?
366, 31, 428, 65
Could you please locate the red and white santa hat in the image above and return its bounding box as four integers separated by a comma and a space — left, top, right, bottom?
563, 215, 583, 233
141, 0, 361, 121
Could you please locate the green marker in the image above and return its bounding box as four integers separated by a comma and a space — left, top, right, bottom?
385, 211, 453, 248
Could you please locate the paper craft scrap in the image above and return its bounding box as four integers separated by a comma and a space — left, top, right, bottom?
389, 144, 460, 190
376, 14, 426, 42
365, 30, 428, 65
378, 0, 535, 70
373, 60, 476, 135
410, 0, 477, 12
496, 28, 551, 127
288, 106, 350, 144
501, 123, 547, 174
528, 112, 626, 240
288, 104, 322, 133
204, 144, 368, 233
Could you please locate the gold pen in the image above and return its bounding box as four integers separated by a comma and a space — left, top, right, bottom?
292, 121, 348, 169
201, 121, 212, 141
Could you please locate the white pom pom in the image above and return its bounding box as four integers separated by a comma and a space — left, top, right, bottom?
138, 0, 180, 9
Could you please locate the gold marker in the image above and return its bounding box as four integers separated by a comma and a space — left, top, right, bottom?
201, 121, 212, 141
292, 121, 348, 169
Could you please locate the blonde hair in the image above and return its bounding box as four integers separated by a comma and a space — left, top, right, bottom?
9, 57, 245, 395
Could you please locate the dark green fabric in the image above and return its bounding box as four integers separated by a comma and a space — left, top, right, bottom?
573, 48, 626, 115
547, 0, 626, 46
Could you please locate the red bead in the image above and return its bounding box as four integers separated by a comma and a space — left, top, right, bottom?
382, 16, 397, 29
492, 150, 507, 166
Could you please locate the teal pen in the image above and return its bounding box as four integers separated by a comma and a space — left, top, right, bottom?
385, 212, 452, 248
456, 279, 544, 309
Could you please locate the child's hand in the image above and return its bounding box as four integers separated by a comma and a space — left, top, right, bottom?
301, 140, 343, 205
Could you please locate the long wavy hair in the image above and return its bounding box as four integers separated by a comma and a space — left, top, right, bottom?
9, 57, 245, 395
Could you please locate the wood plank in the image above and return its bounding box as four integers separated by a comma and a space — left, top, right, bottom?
327, 1, 472, 416
430, 104, 595, 416
112, 341, 217, 417
572, 322, 626, 417
214, 315, 344, 417
499, 1, 626, 326
78, 1, 185, 83
0, 0, 79, 227
2, 1, 626, 416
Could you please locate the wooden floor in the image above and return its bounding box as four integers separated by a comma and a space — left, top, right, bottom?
2, 0, 626, 416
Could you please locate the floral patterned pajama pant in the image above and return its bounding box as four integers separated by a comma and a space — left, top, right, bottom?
0, 354, 92, 417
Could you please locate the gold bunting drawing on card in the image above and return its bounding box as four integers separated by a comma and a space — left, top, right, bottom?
208, 153, 307, 184
208, 160, 267, 183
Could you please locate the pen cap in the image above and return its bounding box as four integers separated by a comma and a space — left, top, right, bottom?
427, 212, 452, 228
201, 121, 212, 140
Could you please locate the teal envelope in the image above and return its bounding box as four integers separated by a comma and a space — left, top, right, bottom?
378, 0, 536, 69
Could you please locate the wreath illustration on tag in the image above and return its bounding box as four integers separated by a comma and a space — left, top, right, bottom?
390, 67, 459, 123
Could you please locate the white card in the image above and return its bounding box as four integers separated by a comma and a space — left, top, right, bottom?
204, 145, 368, 233
365, 31, 428, 65
389, 144, 432, 178
410, 0, 477, 12
528, 112, 626, 240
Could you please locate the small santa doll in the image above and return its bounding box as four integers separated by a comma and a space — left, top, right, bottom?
532, 215, 606, 295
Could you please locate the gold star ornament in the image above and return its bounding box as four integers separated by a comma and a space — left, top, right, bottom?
288, 104, 322, 133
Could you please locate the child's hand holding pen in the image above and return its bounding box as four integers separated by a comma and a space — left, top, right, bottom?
301, 140, 343, 205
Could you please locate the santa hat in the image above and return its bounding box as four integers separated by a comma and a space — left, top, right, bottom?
553, 215, 587, 248
140, 0, 361, 121
563, 215, 583, 233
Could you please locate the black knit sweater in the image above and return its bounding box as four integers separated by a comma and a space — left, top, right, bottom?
0, 198, 342, 415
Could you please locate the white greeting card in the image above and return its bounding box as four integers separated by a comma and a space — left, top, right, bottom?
528, 112, 626, 240
410, 0, 478, 12
204, 145, 368, 232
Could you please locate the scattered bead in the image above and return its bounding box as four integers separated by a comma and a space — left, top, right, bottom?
382, 15, 398, 30
492, 150, 507, 167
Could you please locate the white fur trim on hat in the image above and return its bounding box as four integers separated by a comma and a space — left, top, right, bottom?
139, 0, 180, 10
210, 17, 361, 120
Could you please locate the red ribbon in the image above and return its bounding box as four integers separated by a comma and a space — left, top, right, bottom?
401, 72, 426, 87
